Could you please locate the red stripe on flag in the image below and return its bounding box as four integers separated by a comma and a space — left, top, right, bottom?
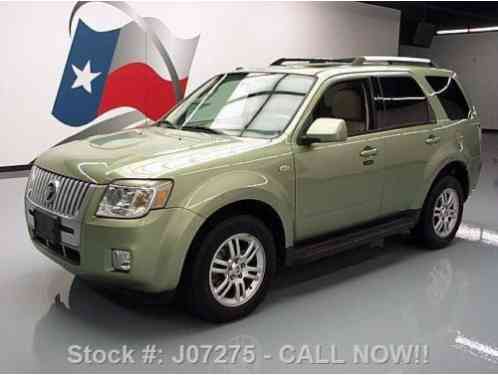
97, 62, 188, 120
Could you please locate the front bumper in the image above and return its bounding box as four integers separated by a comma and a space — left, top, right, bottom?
26, 193, 204, 293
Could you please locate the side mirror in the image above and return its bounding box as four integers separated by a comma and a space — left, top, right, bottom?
299, 118, 348, 146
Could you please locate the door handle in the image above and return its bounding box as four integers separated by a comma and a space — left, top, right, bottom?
425, 135, 441, 145
456, 134, 464, 151
360, 146, 378, 158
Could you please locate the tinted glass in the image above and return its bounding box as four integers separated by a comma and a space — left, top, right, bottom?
312, 79, 369, 136
426, 76, 470, 120
377, 76, 431, 129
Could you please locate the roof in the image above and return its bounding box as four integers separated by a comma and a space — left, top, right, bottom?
234, 56, 452, 77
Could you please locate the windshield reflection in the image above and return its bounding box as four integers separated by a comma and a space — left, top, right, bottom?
161, 73, 315, 139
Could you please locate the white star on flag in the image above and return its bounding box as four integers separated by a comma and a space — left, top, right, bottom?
71, 60, 101, 94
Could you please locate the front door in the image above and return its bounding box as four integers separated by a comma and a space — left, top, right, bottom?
293, 77, 385, 241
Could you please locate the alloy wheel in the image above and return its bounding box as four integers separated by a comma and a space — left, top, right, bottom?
209, 233, 266, 307
432, 187, 460, 238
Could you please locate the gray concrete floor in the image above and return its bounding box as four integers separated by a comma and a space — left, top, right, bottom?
2, 134, 498, 372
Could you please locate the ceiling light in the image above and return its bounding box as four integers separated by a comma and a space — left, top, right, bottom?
436, 26, 498, 35
469, 26, 498, 33
436, 28, 469, 35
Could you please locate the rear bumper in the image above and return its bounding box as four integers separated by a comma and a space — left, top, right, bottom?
469, 154, 481, 191
28, 205, 204, 293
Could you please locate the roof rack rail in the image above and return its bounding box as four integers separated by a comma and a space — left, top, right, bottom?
270, 58, 345, 66
270, 56, 437, 68
351, 56, 437, 67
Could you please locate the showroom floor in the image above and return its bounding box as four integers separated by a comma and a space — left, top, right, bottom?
2, 133, 498, 372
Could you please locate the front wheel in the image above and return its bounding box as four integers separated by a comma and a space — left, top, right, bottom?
413, 175, 464, 249
184, 215, 276, 322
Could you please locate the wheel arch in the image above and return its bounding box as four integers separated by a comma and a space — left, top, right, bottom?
414, 159, 470, 212
179, 199, 289, 286
434, 161, 470, 200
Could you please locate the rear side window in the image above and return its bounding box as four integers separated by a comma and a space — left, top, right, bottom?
426, 76, 470, 120
376, 76, 432, 129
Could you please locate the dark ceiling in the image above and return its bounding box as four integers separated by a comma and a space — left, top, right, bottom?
367, 2, 498, 46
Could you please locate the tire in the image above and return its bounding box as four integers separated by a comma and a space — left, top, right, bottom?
413, 175, 464, 249
183, 215, 276, 323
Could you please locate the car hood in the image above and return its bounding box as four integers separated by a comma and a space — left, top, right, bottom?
35, 127, 270, 183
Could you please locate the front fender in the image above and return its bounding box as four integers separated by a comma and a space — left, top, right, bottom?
181, 170, 294, 247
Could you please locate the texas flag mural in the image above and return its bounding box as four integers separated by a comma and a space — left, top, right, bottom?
53, 6, 199, 127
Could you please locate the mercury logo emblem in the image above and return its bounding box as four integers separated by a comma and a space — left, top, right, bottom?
45, 180, 60, 205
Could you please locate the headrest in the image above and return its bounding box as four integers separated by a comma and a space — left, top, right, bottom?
331, 88, 364, 121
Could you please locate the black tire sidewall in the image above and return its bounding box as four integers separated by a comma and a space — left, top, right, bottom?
418, 175, 464, 249
187, 215, 276, 322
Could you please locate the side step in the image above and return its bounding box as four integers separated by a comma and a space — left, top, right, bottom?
285, 212, 418, 266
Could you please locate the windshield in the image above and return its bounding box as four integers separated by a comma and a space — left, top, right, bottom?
159, 72, 315, 138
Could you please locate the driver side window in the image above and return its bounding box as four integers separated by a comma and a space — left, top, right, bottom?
311, 79, 370, 137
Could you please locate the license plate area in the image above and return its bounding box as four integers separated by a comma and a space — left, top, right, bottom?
33, 210, 61, 244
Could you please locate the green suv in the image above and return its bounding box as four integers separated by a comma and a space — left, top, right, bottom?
25, 56, 481, 322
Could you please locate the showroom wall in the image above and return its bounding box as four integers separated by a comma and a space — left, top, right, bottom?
401, 33, 498, 130
0, 1, 400, 168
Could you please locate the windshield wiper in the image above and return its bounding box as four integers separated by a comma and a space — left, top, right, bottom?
156, 119, 177, 128
181, 126, 224, 135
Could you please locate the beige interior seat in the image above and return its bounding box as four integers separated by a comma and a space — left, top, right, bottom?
315, 83, 367, 136
328, 87, 366, 136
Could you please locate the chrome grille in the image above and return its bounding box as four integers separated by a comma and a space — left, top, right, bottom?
27, 166, 92, 217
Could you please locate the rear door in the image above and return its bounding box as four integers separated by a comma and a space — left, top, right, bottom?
374, 73, 439, 216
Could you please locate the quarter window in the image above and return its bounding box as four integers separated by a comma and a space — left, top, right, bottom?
426, 76, 470, 120
376, 76, 432, 129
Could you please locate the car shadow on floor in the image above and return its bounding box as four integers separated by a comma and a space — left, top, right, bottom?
33, 232, 479, 371
273, 233, 419, 291
34, 232, 424, 331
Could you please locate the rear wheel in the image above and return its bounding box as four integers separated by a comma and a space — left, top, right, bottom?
413, 175, 464, 249
184, 215, 276, 322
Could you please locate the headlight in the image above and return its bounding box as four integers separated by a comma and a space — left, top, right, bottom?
96, 180, 173, 219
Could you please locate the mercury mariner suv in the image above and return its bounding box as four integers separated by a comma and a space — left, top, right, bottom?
25, 56, 481, 322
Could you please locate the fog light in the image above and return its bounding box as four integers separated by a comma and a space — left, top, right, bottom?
112, 250, 131, 272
